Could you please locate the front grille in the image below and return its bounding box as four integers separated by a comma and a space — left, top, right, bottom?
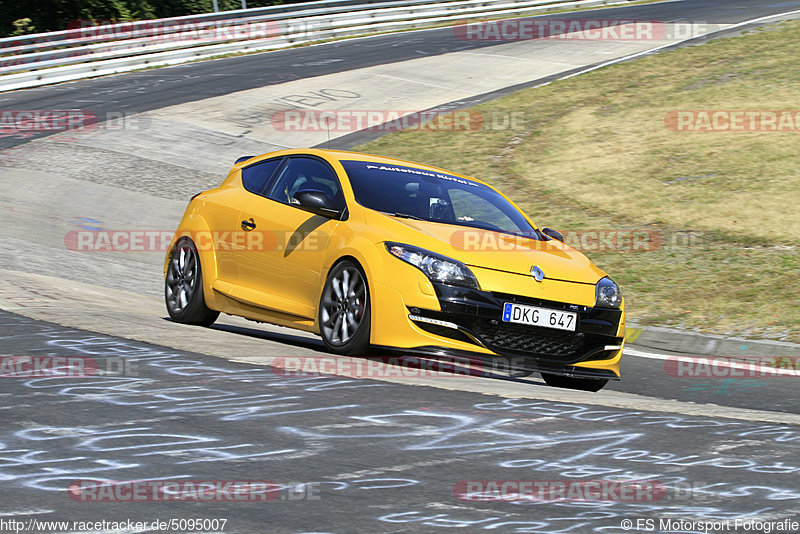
466, 319, 587, 358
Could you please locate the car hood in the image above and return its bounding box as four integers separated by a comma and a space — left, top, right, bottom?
373, 214, 606, 285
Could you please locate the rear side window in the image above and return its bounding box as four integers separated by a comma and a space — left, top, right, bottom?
242, 157, 283, 195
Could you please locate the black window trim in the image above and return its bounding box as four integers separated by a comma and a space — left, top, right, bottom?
241, 156, 287, 197
262, 154, 349, 221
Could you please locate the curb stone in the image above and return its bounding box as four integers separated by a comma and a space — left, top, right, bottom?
625, 325, 800, 358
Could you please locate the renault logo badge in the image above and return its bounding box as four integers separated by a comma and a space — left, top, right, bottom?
531, 266, 544, 282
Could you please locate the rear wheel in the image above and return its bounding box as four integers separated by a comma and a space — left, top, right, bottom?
165, 236, 219, 326
541, 372, 609, 392
319, 260, 370, 355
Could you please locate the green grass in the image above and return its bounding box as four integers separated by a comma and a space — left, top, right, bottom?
357, 20, 800, 342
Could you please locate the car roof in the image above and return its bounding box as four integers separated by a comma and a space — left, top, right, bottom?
231, 149, 492, 189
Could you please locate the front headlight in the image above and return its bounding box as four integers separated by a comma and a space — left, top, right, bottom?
385, 242, 479, 289
595, 277, 622, 308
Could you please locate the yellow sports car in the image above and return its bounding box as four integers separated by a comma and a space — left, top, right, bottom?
164, 149, 624, 391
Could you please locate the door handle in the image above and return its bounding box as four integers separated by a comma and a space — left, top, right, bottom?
241, 218, 256, 231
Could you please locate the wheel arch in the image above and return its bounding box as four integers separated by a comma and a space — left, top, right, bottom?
317, 254, 373, 354
320, 253, 373, 317
164, 213, 222, 311
321, 242, 382, 298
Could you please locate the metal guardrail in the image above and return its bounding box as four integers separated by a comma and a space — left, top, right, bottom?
0, 0, 633, 92
0, 0, 528, 69
0, 0, 435, 56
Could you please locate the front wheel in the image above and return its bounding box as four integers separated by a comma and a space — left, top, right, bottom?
165, 236, 219, 326
319, 260, 371, 355
541, 372, 609, 392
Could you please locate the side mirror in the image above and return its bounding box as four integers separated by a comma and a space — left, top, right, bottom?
541, 227, 564, 242
292, 190, 340, 218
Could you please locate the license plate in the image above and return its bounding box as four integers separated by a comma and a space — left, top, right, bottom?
502, 302, 577, 332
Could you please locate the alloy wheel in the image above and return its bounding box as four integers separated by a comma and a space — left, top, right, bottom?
320, 265, 367, 346
166, 243, 198, 314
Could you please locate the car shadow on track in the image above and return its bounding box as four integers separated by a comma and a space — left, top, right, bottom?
166, 317, 550, 388
209, 322, 327, 351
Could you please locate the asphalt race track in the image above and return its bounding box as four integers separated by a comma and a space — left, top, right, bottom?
2, 311, 800, 533
2, 0, 800, 532
3, 0, 800, 151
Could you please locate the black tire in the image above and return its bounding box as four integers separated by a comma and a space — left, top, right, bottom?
165, 236, 219, 326
319, 259, 371, 355
541, 372, 609, 392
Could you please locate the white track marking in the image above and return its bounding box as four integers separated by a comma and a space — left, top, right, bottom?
458, 52, 576, 67
625, 347, 800, 377
372, 73, 475, 93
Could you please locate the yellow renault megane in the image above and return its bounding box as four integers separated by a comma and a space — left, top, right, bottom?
164, 149, 624, 391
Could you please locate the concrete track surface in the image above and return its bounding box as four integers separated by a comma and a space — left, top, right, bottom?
1, 1, 800, 532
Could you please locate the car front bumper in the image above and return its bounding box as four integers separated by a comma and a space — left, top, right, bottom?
369, 278, 624, 380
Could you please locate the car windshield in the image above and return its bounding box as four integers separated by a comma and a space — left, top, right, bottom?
341, 160, 540, 238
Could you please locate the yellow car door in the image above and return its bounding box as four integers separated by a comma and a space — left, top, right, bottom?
235, 156, 344, 320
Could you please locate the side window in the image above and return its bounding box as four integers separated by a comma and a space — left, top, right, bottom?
242, 157, 283, 195
266, 157, 344, 210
